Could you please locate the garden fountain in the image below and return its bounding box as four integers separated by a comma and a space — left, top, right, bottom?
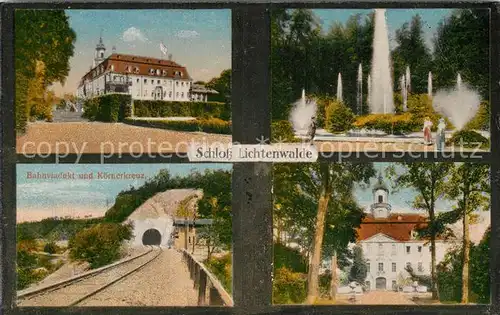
289, 89, 317, 136
405, 66, 411, 93
400, 75, 407, 112
428, 72, 433, 98
337, 73, 343, 102
357, 64, 363, 115
370, 9, 394, 114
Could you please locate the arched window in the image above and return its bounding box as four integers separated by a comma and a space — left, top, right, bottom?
378, 195, 383, 203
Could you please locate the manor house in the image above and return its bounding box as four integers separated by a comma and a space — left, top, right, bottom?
76, 36, 218, 102
356, 175, 454, 291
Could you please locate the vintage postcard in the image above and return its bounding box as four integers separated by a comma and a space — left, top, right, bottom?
15, 164, 233, 307
15, 9, 231, 158
271, 9, 490, 154
272, 161, 490, 305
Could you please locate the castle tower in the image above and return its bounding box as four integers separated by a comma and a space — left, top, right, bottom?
370, 172, 391, 218
93, 34, 106, 67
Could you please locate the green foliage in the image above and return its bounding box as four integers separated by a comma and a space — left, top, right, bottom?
465, 101, 490, 131
392, 15, 433, 94
82, 94, 132, 122
271, 120, 299, 142
43, 242, 58, 254
15, 10, 76, 132
17, 217, 102, 242
124, 117, 231, 135
437, 228, 490, 303
354, 113, 419, 134
69, 222, 133, 269
133, 100, 229, 120
274, 243, 307, 273
205, 253, 232, 294
348, 246, 367, 284
104, 169, 232, 248
206, 69, 231, 120
433, 9, 489, 99
447, 130, 489, 149
324, 100, 355, 133
273, 267, 307, 304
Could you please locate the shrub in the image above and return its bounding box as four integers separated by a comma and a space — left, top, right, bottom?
271, 120, 299, 142
69, 222, 133, 269
123, 117, 231, 135
273, 267, 307, 304
205, 253, 232, 294
133, 100, 228, 120
465, 100, 490, 131
43, 242, 58, 254
325, 100, 355, 133
447, 130, 489, 149
274, 242, 307, 273
353, 113, 419, 134
82, 94, 132, 122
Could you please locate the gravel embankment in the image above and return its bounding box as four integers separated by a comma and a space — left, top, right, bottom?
79, 249, 198, 306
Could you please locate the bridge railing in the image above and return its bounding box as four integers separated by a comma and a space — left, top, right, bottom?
180, 249, 233, 306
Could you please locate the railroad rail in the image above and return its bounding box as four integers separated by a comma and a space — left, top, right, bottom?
17, 246, 162, 307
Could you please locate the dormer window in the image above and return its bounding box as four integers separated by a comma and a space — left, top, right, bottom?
111, 64, 115, 71
162, 70, 167, 76
156, 69, 161, 75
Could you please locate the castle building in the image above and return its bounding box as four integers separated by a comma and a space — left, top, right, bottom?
356, 174, 454, 291
77, 37, 218, 102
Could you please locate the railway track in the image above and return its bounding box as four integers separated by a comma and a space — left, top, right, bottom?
17, 246, 163, 307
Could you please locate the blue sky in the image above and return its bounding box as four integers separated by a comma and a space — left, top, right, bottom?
310, 9, 455, 51
16, 164, 232, 221
50, 9, 231, 96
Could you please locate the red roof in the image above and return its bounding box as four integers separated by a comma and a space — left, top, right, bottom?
356, 214, 429, 242
80, 53, 191, 84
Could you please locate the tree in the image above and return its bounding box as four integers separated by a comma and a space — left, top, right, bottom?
433, 9, 489, 99
444, 162, 489, 303
273, 162, 374, 303
15, 10, 76, 131
388, 162, 454, 300
348, 246, 367, 285
392, 15, 433, 94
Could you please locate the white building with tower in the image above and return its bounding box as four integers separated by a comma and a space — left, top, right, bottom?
356, 174, 455, 291
76, 36, 218, 102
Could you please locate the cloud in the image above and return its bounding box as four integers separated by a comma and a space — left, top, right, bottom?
176, 30, 200, 39
122, 27, 148, 42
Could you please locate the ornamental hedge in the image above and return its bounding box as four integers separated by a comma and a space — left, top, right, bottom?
82, 94, 132, 122
133, 100, 230, 120
124, 117, 231, 135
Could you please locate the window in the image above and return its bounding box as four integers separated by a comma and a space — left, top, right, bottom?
182, 82, 184, 87
169, 92, 172, 98
144, 79, 147, 84
378, 263, 383, 272
418, 246, 422, 253
406, 246, 411, 254
111, 64, 115, 71
156, 69, 161, 75
157, 80, 160, 84
181, 92, 184, 98
392, 263, 396, 272
100, 52, 104, 58
391, 244, 396, 254
392, 280, 397, 290
367, 262, 370, 271
151, 79, 154, 84
136, 78, 139, 83
418, 262, 423, 272
176, 81, 179, 87
378, 195, 383, 203
176, 92, 179, 98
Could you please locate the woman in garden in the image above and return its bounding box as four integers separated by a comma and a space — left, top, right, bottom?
435, 118, 446, 151
423, 116, 433, 145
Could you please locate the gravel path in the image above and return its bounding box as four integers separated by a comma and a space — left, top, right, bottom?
17, 122, 231, 155
17, 248, 159, 307
78, 249, 198, 306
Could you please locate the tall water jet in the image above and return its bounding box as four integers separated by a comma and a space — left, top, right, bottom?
367, 74, 372, 108
357, 64, 363, 115
405, 65, 411, 93
400, 75, 407, 112
370, 9, 394, 114
290, 89, 317, 133
457, 73, 462, 92
336, 73, 343, 102
428, 71, 433, 98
